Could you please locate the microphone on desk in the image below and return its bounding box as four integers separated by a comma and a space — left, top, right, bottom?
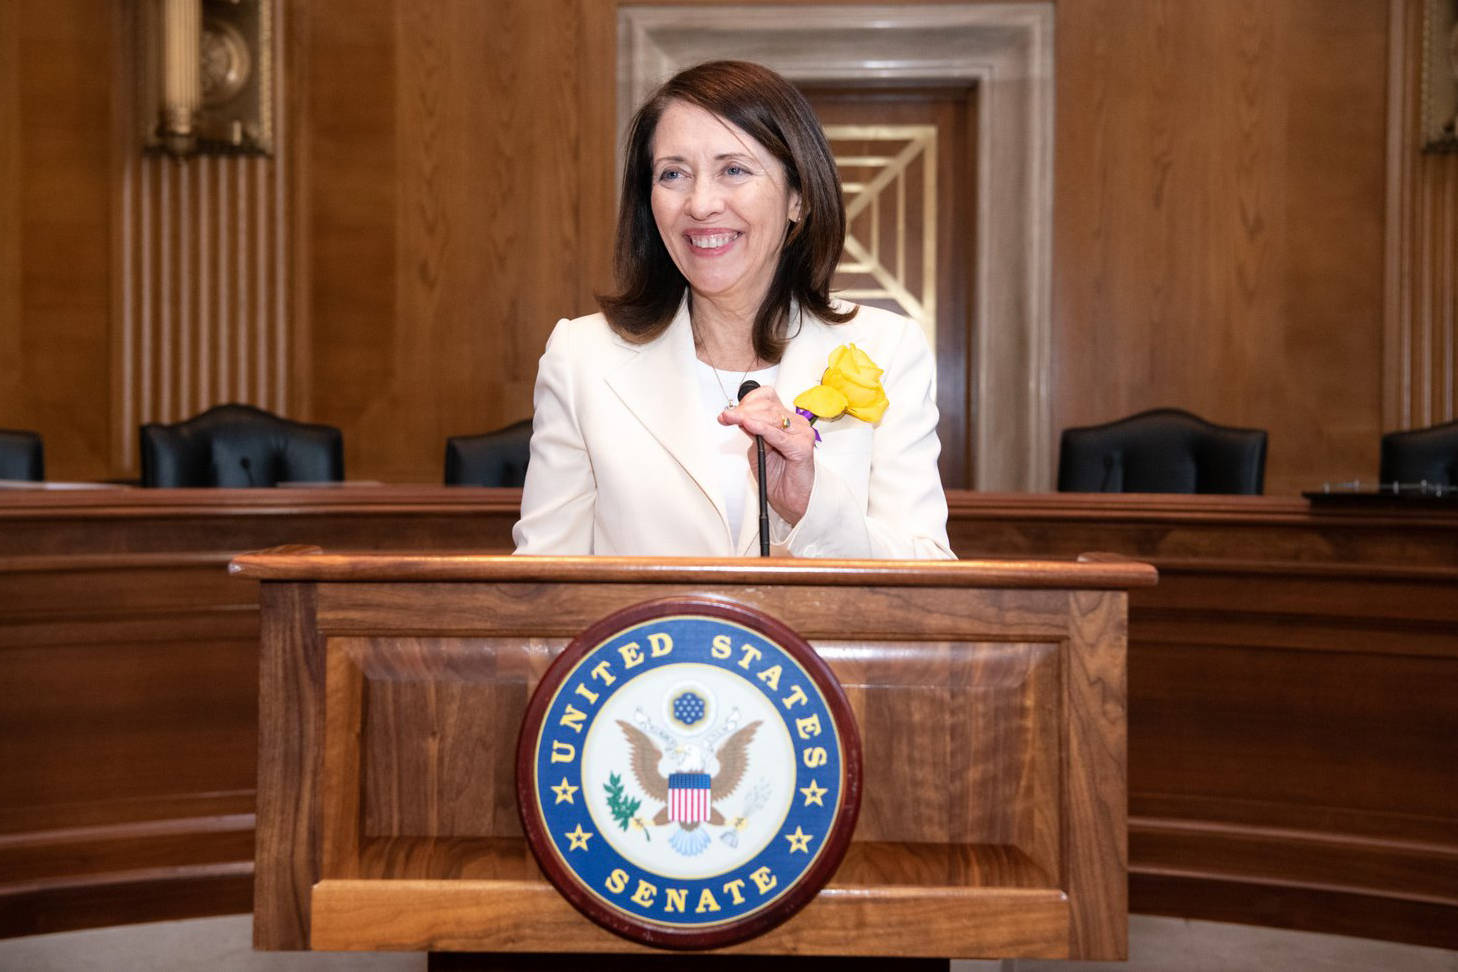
239, 456, 257, 487
737, 380, 771, 557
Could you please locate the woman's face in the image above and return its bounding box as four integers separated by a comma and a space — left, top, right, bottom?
649, 100, 802, 315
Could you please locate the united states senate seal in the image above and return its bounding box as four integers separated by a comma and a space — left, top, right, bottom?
516, 596, 862, 949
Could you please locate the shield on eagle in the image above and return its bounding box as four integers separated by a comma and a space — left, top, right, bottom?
666, 772, 711, 823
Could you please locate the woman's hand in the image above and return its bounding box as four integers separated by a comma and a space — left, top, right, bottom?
718, 386, 816, 525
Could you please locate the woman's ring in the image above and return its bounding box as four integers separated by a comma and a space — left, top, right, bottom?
780, 415, 792, 430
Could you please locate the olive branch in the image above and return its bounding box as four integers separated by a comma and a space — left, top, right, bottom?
604, 772, 649, 841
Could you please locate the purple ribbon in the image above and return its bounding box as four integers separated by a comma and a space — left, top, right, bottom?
795, 407, 823, 442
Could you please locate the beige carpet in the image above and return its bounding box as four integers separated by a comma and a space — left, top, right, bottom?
0, 914, 1454, 972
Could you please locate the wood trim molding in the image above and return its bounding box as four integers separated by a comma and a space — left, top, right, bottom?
1385, 0, 1458, 432
228, 551, 1159, 588
617, 3, 1056, 491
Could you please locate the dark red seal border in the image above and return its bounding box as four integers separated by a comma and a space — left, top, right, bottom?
515, 595, 863, 951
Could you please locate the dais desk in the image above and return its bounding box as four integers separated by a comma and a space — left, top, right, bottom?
0, 486, 515, 934
1, 488, 1454, 948
948, 493, 1458, 949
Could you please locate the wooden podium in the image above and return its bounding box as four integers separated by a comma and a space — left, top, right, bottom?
231, 550, 1154, 962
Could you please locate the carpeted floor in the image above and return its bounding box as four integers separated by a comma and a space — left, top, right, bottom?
0, 914, 1454, 971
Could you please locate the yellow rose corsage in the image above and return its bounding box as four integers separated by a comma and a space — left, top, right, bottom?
793, 344, 889, 433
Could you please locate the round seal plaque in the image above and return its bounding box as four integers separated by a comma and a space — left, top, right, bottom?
516, 596, 862, 949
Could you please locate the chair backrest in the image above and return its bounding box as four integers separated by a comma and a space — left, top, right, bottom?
139, 404, 343, 487
1380, 418, 1458, 487
1057, 407, 1267, 494
0, 428, 44, 481
444, 419, 533, 487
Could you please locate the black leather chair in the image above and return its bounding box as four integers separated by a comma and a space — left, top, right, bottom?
444, 419, 533, 487
0, 428, 44, 481
1380, 418, 1458, 487
139, 403, 343, 487
1057, 407, 1267, 494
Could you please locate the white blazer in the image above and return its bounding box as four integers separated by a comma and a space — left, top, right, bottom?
512, 298, 953, 559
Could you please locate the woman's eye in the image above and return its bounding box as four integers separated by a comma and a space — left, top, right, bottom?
724, 164, 749, 177
656, 169, 683, 183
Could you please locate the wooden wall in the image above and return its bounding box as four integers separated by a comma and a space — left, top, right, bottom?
1053, 0, 1391, 497
0, 0, 119, 478
1, 0, 1454, 493
298, 0, 588, 483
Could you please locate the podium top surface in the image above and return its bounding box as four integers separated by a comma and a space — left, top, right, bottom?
228, 549, 1158, 589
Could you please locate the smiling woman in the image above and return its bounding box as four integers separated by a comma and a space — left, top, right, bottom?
512, 61, 952, 560
649, 100, 802, 330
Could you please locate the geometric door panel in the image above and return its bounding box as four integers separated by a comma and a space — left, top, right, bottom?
827, 125, 938, 355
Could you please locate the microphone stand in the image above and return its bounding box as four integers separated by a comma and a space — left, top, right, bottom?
737, 380, 772, 557
755, 437, 770, 556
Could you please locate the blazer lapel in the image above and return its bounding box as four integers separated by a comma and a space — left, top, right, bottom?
604, 300, 733, 542
773, 306, 836, 411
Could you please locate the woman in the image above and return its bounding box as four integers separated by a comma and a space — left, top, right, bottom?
513, 61, 952, 559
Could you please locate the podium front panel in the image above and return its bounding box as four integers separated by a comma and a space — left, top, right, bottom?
239, 557, 1146, 960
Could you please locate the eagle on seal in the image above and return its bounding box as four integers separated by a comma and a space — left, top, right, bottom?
617, 718, 761, 855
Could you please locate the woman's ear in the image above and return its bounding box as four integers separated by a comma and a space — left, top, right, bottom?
788, 190, 803, 224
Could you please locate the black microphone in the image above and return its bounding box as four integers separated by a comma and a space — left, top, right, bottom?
737, 380, 771, 557
239, 456, 257, 487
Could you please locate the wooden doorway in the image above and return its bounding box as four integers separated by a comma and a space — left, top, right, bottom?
802, 83, 978, 489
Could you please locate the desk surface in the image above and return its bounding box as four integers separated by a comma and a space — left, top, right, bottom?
1, 488, 1455, 948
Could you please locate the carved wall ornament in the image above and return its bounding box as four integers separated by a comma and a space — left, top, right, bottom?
139, 0, 274, 156
1421, 0, 1458, 150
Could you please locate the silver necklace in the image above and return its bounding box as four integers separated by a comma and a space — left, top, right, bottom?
693, 321, 755, 410
707, 359, 752, 411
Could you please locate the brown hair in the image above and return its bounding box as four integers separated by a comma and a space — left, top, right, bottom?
597, 61, 855, 362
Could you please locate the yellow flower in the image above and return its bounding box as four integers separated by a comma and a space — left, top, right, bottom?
793, 384, 848, 419
793, 343, 889, 424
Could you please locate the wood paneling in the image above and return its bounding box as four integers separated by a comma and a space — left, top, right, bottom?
354, 638, 531, 840
0, 2, 18, 393
251, 581, 321, 949
0, 0, 118, 479
1052, 0, 1391, 497
309, 879, 1072, 957
298, 0, 582, 484
946, 491, 1458, 950
117, 149, 291, 471
291, 0, 1406, 489
295, 0, 397, 483
2, 0, 1445, 491
1, 1, 292, 480
0, 486, 519, 939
